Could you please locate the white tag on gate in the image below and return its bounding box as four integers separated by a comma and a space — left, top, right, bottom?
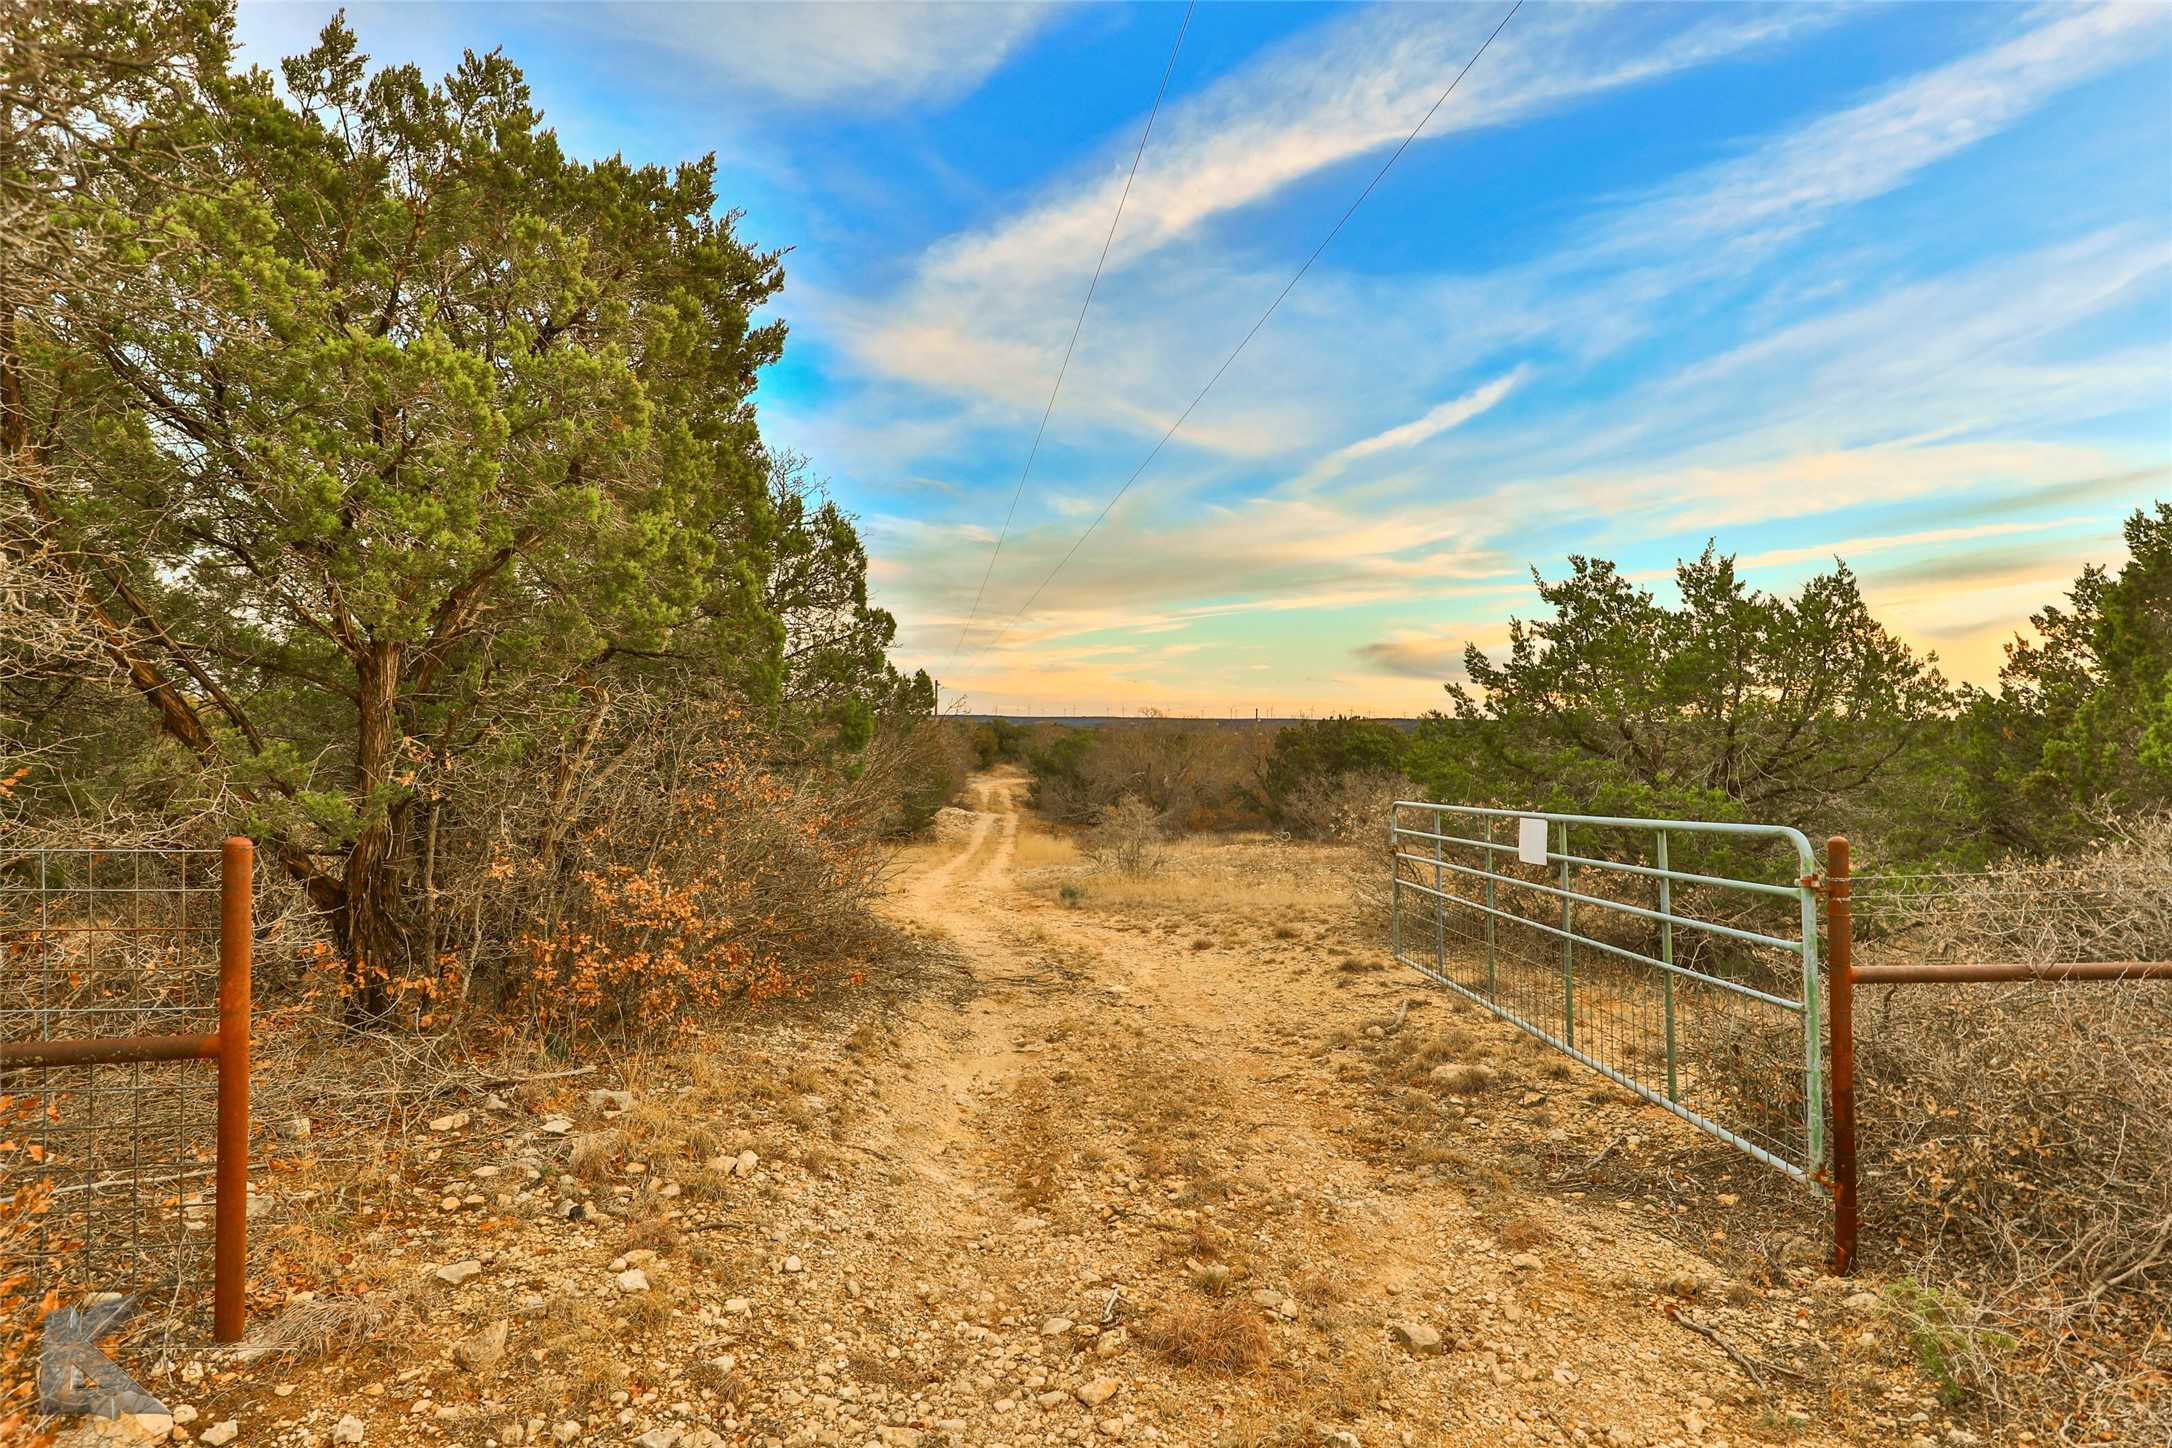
1517, 816, 1550, 866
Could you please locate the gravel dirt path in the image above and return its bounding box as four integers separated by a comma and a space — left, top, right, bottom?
86, 771, 1964, 1448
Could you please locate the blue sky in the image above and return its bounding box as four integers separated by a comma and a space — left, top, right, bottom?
234, 1, 2172, 715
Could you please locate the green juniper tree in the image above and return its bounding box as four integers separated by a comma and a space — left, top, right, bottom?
1958, 504, 2172, 851
8, 10, 842, 1009
1407, 547, 1953, 836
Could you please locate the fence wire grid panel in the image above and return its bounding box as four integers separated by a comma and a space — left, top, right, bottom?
1390, 803, 1826, 1188
1, 847, 228, 1317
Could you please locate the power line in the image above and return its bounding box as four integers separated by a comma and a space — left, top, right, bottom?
946, 0, 1197, 665
965, 0, 1523, 663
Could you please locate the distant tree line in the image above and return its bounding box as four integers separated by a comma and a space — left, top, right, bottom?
1016, 506, 2169, 869
1, 3, 958, 1025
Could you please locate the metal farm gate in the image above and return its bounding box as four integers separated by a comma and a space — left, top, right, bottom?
1389, 803, 1825, 1188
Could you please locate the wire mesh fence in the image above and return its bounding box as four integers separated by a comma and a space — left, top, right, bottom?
0, 846, 238, 1329
1389, 803, 1825, 1187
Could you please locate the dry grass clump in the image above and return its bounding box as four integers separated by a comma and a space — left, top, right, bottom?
1390, 1025, 1479, 1070
567, 1129, 623, 1181
1305, 1342, 1393, 1420
232, 1289, 416, 1363
1053, 834, 1356, 919
1288, 1269, 1347, 1308
623, 1279, 677, 1331
1495, 1214, 1551, 1251
1074, 870, 1339, 916
621, 1214, 682, 1256
1010, 829, 1084, 872
1139, 1300, 1272, 1374
537, 1294, 631, 1403
1427, 1062, 1499, 1095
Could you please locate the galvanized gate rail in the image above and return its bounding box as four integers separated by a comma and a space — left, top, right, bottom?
1390, 803, 1825, 1188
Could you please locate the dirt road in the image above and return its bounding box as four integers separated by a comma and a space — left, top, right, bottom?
156, 771, 1937, 1448
828, 772, 1877, 1447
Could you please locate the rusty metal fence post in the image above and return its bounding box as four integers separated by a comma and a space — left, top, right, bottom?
1819, 835, 2170, 1275
215, 835, 252, 1341
1827, 836, 1857, 1275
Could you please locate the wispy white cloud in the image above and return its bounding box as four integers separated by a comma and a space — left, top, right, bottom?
816, 0, 2169, 504
1457, 227, 2172, 534
832, 3, 1827, 441
1294, 367, 1530, 489
871, 488, 1512, 661
812, 3, 2169, 710
578, 1, 1060, 110
1587, 2, 2170, 264
926, 5, 1828, 292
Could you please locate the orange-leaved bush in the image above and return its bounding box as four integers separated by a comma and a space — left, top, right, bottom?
513, 711, 892, 1036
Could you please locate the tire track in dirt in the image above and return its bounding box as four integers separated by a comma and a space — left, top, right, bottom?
860, 769, 1866, 1447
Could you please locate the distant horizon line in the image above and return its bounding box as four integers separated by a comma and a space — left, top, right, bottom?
947, 710, 1425, 727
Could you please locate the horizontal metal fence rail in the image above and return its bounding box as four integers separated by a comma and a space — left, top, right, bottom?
1390, 802, 1824, 1188
1824, 834, 2171, 1273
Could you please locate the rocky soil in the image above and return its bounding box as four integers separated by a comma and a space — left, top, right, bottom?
57, 771, 1998, 1448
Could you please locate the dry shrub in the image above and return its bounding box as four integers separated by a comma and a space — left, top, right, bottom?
1720, 819, 2172, 1434
1139, 1300, 1271, 1374
1856, 983, 2171, 1295
1028, 718, 1273, 831
1864, 815, 2172, 965
1854, 821, 2171, 1295
1277, 769, 1406, 845
500, 699, 897, 1035
1844, 982, 2171, 1432
1087, 794, 1166, 878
